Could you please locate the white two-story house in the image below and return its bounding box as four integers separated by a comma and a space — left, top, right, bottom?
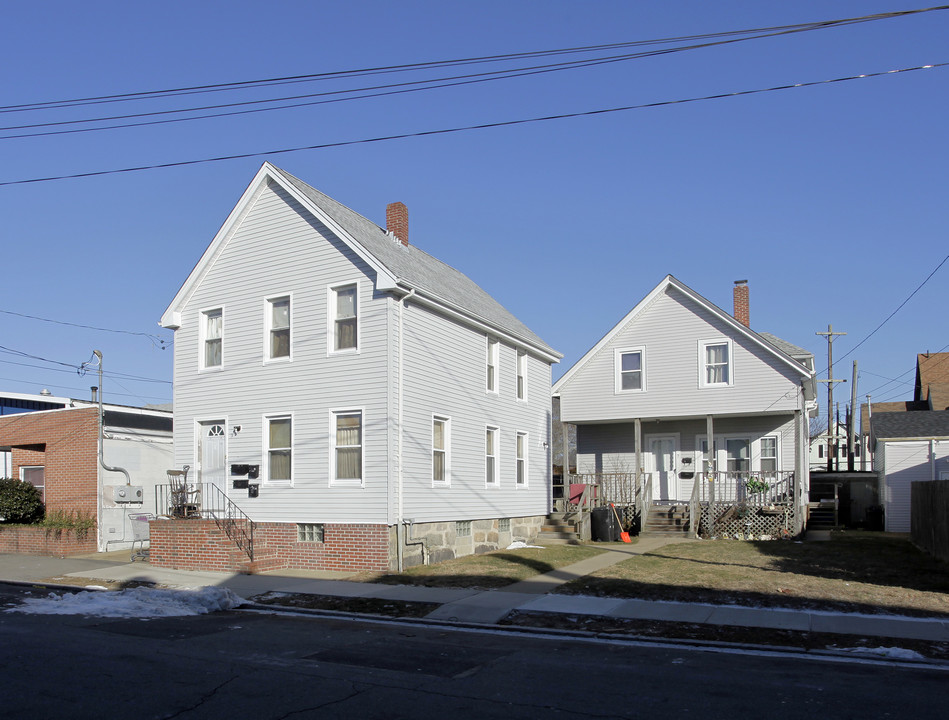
553, 276, 817, 537
158, 162, 560, 572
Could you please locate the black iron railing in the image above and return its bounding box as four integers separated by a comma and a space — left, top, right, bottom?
155, 482, 255, 561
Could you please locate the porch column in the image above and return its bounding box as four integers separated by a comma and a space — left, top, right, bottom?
707, 414, 715, 534
634, 418, 642, 479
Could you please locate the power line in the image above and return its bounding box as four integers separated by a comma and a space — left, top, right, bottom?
835, 252, 949, 365
0, 357, 170, 384
0, 308, 169, 348
5, 6, 942, 115
1, 61, 944, 188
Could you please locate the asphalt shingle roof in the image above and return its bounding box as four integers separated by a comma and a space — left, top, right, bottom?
273, 166, 557, 357
871, 410, 949, 441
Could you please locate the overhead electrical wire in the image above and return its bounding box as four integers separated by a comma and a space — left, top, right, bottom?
1, 61, 944, 188
4, 5, 944, 116
0, 308, 168, 348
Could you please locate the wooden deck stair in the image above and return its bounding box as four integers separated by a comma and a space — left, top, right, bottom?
642, 503, 692, 535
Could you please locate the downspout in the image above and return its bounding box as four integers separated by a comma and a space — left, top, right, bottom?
93, 350, 131, 552
396, 290, 416, 572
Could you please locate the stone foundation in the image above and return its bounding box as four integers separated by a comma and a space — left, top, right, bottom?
402, 515, 544, 568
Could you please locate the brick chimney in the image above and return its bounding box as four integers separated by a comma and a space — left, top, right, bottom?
733, 280, 750, 327
386, 202, 408, 247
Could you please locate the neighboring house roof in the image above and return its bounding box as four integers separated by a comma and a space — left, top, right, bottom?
915, 352, 949, 404
161, 162, 560, 362
928, 383, 949, 411
553, 274, 814, 393
871, 410, 949, 442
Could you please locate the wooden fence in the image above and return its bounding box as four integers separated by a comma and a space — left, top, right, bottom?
911, 479, 949, 562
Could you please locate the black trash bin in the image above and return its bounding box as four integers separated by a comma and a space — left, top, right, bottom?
591, 506, 619, 541
866, 505, 885, 531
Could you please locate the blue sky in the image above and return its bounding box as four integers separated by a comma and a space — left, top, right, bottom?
1, 1, 946, 415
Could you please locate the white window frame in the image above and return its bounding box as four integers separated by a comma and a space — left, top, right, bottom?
759, 436, 779, 474
614, 346, 646, 394
698, 338, 733, 388
432, 415, 451, 487
485, 425, 500, 487
486, 337, 499, 394
516, 351, 528, 402
199, 306, 224, 371
264, 294, 292, 363
515, 431, 528, 487
263, 413, 293, 486
327, 282, 360, 355
330, 408, 365, 487
19, 465, 45, 503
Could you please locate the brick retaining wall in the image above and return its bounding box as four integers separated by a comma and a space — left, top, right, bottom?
0, 525, 97, 556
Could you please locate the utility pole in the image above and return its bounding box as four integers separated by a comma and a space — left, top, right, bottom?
848, 360, 858, 471
816, 324, 847, 472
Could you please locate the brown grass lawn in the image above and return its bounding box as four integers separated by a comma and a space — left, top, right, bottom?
351, 544, 607, 589
559, 532, 949, 617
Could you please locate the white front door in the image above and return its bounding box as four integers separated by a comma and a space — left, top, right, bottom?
199, 422, 227, 510
646, 435, 678, 501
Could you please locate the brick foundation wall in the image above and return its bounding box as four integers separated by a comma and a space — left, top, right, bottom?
0, 525, 97, 556
148, 519, 392, 573
0, 407, 99, 517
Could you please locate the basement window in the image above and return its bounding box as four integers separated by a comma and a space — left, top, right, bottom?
297, 523, 324, 543
499, 518, 511, 533
456, 521, 471, 538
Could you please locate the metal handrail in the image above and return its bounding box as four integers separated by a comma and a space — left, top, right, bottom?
155, 482, 255, 561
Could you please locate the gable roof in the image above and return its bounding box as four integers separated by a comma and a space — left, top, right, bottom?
871, 410, 949, 442
553, 275, 814, 393
161, 163, 560, 362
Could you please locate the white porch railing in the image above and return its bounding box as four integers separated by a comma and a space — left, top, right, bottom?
697, 471, 795, 507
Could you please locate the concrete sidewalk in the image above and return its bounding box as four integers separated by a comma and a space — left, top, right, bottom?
2, 545, 948, 644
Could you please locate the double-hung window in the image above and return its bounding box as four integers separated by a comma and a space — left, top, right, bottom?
202, 308, 223, 369
515, 432, 528, 487
332, 410, 363, 485
19, 466, 45, 503
726, 438, 750, 475
486, 338, 499, 393
614, 347, 645, 393
485, 426, 499, 486
266, 416, 292, 483
432, 416, 450, 485
332, 284, 357, 352
267, 296, 291, 360
699, 339, 732, 387
760, 437, 778, 474
516, 351, 527, 401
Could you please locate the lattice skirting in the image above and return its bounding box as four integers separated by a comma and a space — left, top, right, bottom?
697, 504, 794, 540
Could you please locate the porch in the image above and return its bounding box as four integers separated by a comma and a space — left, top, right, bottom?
555, 470, 799, 540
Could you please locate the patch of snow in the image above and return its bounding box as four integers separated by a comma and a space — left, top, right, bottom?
507, 541, 544, 550
85, 585, 109, 591
7, 586, 242, 618
831, 646, 926, 660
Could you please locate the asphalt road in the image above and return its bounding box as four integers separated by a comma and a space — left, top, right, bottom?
1, 583, 946, 719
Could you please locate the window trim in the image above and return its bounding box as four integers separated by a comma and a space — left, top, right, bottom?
698, 338, 733, 388
262, 413, 293, 486
759, 435, 779, 474
330, 407, 365, 487
327, 282, 360, 355
516, 350, 528, 402
264, 294, 293, 363
614, 346, 646, 394
485, 425, 500, 487
486, 337, 499, 394
19, 465, 45, 503
199, 306, 224, 371
515, 431, 528, 488
432, 414, 451, 487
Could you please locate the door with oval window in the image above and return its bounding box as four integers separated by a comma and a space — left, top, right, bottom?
199, 422, 227, 512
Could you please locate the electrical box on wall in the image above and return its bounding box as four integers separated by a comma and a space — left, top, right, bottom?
112, 485, 144, 503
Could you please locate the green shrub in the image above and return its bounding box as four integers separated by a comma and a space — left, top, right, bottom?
0, 477, 45, 524
41, 510, 95, 532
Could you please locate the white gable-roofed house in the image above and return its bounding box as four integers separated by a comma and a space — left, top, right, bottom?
157, 162, 560, 573
553, 276, 817, 540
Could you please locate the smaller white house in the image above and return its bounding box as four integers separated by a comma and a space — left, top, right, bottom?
809, 420, 864, 472
871, 411, 949, 532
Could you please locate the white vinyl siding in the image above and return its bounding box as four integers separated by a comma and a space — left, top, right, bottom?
882, 440, 949, 532
558, 288, 804, 424
170, 182, 389, 523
